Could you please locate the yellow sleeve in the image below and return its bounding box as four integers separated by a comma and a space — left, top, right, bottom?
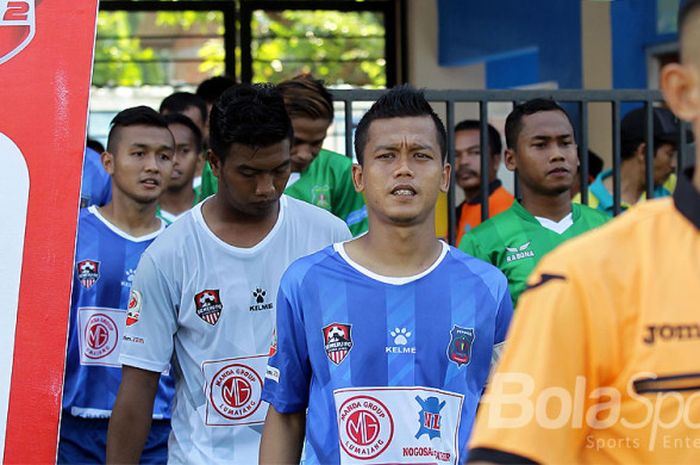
469, 250, 617, 464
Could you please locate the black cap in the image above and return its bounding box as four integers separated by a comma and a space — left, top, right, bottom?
621, 107, 690, 145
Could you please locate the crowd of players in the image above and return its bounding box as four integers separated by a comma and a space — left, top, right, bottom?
58, 1, 700, 464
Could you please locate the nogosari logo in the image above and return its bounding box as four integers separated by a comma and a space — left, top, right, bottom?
481, 371, 700, 452
0, 0, 36, 65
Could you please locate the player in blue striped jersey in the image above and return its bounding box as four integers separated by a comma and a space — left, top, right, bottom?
59, 107, 176, 464
260, 86, 513, 465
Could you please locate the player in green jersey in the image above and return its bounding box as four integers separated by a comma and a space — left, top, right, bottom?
198, 75, 368, 236
459, 99, 608, 305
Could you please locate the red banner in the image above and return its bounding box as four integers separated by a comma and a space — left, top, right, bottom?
0, 0, 98, 462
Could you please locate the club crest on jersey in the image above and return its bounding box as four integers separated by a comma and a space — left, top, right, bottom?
323, 323, 353, 365
194, 289, 223, 325
77, 259, 100, 289
311, 185, 331, 209
0, 0, 36, 65
415, 395, 445, 440
126, 290, 142, 327
447, 325, 475, 367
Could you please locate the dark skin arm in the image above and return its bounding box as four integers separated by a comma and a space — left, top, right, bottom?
258, 406, 306, 465
106, 365, 161, 464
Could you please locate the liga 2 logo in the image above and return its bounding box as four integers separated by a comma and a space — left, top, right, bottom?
0, 0, 35, 65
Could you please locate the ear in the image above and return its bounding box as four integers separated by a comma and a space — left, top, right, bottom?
440, 162, 452, 193
634, 142, 647, 164
351, 163, 364, 193
661, 63, 700, 122
208, 149, 221, 179
504, 148, 517, 172
101, 151, 115, 176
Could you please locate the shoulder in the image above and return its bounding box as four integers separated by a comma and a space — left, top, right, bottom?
280, 245, 338, 290
538, 199, 674, 275
574, 203, 610, 224
468, 205, 517, 237
143, 208, 196, 258
447, 246, 508, 295
317, 148, 353, 168
284, 195, 348, 230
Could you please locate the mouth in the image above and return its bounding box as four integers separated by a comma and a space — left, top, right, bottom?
170, 170, 182, 179
457, 169, 477, 180
140, 178, 160, 188
390, 184, 417, 197
547, 167, 570, 176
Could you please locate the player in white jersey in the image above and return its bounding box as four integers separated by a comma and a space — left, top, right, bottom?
106, 84, 351, 464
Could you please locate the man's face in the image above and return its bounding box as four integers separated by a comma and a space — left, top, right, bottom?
506, 110, 578, 196
652, 143, 677, 186
104, 125, 174, 204
454, 129, 482, 191
353, 116, 450, 226
290, 117, 330, 173
167, 122, 201, 191
210, 140, 291, 218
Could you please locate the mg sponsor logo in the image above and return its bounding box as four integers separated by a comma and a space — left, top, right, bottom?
210, 363, 262, 420
0, 0, 35, 65
83, 313, 118, 359
338, 395, 394, 460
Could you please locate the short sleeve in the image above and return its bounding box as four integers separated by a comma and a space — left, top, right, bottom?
261, 277, 312, 413
469, 252, 615, 464
119, 252, 178, 373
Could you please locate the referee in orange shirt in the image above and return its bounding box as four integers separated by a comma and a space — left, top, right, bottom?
468, 1, 700, 463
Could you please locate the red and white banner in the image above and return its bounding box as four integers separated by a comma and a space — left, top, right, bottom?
0, 0, 98, 462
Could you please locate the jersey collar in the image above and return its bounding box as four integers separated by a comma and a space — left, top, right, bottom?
511, 199, 580, 224
673, 167, 700, 231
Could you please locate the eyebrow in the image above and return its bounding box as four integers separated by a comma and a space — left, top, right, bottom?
238, 159, 291, 171
129, 142, 174, 151
530, 134, 573, 141
374, 143, 435, 151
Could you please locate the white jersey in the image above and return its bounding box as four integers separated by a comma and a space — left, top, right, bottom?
120, 195, 351, 464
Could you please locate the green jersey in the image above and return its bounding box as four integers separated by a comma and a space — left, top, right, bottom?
459, 201, 608, 306
197, 148, 368, 236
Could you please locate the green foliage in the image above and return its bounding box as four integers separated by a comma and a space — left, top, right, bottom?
252, 10, 386, 87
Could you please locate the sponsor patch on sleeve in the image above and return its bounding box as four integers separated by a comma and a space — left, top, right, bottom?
126, 289, 142, 327
265, 365, 280, 383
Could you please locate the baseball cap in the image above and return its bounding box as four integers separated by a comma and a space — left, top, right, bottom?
621, 107, 692, 145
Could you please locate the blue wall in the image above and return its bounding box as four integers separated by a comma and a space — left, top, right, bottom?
610, 0, 677, 89
437, 0, 582, 89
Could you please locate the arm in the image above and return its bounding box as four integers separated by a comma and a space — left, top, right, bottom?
259, 406, 306, 465
106, 366, 161, 464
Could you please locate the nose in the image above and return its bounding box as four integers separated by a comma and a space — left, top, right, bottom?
393, 153, 414, 177
255, 172, 276, 197
549, 146, 566, 162
293, 144, 314, 164
144, 153, 160, 172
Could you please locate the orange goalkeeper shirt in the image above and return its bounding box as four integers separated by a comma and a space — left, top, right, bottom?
469, 168, 700, 464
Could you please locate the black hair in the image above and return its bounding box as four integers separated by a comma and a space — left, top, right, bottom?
505, 98, 574, 150
354, 85, 447, 164
277, 74, 334, 121
163, 113, 203, 154
196, 76, 237, 104
86, 138, 105, 154
209, 83, 293, 162
106, 106, 170, 153
454, 119, 503, 156
159, 92, 207, 126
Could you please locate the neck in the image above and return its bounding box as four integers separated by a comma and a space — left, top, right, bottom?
200, 192, 280, 248
346, 214, 443, 277
462, 187, 480, 203
98, 190, 160, 236
519, 186, 572, 221
620, 161, 645, 204
159, 185, 195, 215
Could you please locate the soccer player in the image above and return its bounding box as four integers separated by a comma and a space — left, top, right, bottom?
80, 146, 112, 208
468, 1, 700, 463
59, 107, 175, 464
259, 85, 512, 465
583, 106, 683, 216
459, 99, 608, 306
199, 75, 369, 236
453, 120, 514, 245
106, 84, 350, 464
158, 113, 203, 223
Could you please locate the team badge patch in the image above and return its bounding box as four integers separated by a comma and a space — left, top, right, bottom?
126, 290, 141, 327
323, 323, 353, 365
83, 313, 118, 360
209, 363, 263, 421
194, 289, 223, 325
446, 325, 475, 367
0, 0, 36, 65
77, 259, 100, 289
415, 395, 445, 440
311, 185, 331, 209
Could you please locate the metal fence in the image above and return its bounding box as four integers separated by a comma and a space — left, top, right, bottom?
329, 89, 694, 244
